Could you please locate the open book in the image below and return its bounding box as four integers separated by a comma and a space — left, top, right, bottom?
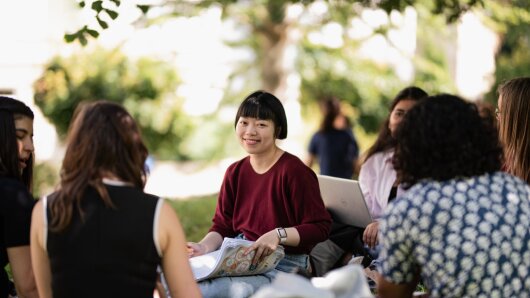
189, 237, 285, 281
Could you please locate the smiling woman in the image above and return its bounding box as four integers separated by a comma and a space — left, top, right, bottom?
187, 90, 332, 298
0, 96, 38, 298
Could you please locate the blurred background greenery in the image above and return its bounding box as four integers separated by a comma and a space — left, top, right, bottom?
22, 0, 530, 239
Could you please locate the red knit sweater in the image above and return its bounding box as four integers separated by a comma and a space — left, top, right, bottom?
210, 152, 332, 254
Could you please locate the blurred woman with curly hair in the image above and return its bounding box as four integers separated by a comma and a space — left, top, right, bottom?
377, 94, 530, 297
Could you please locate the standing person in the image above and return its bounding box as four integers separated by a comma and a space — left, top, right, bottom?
305, 96, 359, 179
496, 76, 530, 184
377, 94, 529, 297
359, 86, 428, 250
187, 91, 332, 298
0, 96, 39, 298
30, 101, 201, 298
305, 96, 360, 277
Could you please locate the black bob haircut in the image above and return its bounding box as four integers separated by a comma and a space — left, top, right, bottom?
393, 94, 503, 189
234, 90, 288, 140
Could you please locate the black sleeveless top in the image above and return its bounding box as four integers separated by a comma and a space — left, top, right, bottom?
46, 184, 162, 298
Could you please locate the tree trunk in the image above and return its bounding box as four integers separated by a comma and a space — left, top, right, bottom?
253, 2, 292, 101
257, 20, 290, 99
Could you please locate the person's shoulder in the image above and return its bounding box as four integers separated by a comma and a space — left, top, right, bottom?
0, 176, 26, 191
0, 177, 32, 199
0, 177, 34, 209
280, 152, 307, 167
389, 181, 432, 211
278, 152, 317, 177
490, 171, 530, 196
361, 150, 388, 169
225, 156, 250, 173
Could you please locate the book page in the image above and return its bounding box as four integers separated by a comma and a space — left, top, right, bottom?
190, 237, 285, 281
189, 249, 222, 280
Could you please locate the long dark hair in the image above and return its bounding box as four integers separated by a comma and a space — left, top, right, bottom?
0, 96, 34, 190
393, 94, 502, 189
49, 101, 148, 231
362, 86, 428, 162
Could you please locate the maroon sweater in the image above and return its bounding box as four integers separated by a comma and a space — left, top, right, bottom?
210, 152, 331, 254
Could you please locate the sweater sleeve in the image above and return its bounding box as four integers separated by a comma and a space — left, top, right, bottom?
209, 164, 238, 238
287, 162, 332, 250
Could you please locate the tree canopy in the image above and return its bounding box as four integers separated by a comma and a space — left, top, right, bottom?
33, 48, 193, 160
39, 0, 530, 160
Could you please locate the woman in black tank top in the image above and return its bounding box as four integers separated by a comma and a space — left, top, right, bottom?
30, 101, 201, 298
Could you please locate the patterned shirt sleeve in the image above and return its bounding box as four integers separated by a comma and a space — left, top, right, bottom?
378, 196, 419, 283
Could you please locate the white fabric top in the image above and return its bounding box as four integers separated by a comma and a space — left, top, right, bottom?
359, 150, 404, 219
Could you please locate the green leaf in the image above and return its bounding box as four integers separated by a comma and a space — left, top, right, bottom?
110, 0, 121, 6
86, 28, 100, 38
79, 1, 85, 8
137, 4, 150, 14
91, 1, 103, 12
105, 9, 119, 20
78, 33, 88, 46
96, 16, 108, 29
64, 33, 78, 43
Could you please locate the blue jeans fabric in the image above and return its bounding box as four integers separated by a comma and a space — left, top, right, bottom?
199, 253, 309, 298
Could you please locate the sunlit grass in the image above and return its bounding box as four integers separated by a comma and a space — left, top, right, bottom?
166, 194, 218, 242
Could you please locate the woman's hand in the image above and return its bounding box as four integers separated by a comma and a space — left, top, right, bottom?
186, 231, 224, 258
186, 242, 207, 258
363, 221, 380, 249
244, 230, 280, 265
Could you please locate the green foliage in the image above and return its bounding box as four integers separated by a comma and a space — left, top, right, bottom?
33, 48, 192, 160
166, 195, 218, 242
298, 39, 411, 135
414, 5, 458, 94
482, 0, 530, 104
65, 0, 487, 46
33, 162, 60, 199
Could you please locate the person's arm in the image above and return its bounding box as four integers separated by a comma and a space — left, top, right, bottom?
245, 227, 300, 265
30, 200, 52, 298
362, 220, 379, 249
187, 231, 224, 257
158, 201, 202, 298
377, 272, 419, 298
306, 134, 319, 169
288, 167, 332, 248
7, 246, 39, 298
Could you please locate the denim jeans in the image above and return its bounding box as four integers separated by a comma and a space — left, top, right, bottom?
198, 253, 310, 298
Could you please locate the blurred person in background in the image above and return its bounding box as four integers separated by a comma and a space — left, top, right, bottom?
305, 95, 359, 179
